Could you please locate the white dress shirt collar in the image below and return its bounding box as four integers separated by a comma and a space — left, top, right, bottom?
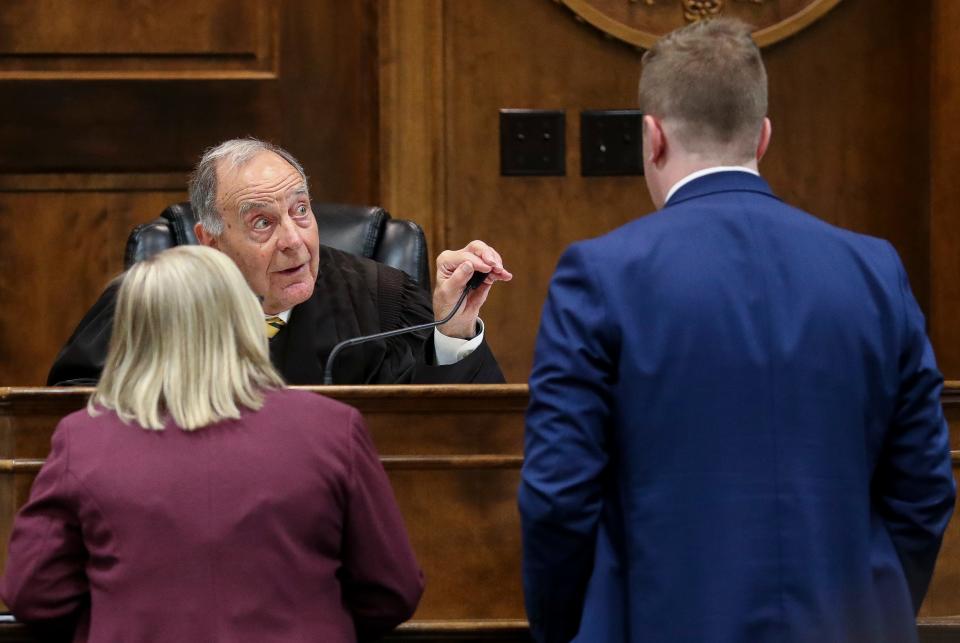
265, 309, 292, 323
664, 166, 759, 205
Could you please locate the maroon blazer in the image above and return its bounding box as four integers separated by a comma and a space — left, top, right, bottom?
1, 388, 424, 642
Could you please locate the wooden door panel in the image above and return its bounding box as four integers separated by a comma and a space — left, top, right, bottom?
0, 189, 185, 384
0, 0, 379, 384
0, 0, 276, 78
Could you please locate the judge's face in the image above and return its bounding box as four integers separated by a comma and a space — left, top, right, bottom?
206, 151, 320, 314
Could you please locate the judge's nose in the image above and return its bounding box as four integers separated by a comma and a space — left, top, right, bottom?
276, 215, 304, 252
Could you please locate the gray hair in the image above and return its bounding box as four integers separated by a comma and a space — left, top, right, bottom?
188, 138, 310, 236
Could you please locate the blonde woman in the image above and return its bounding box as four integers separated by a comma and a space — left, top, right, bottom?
1, 246, 423, 642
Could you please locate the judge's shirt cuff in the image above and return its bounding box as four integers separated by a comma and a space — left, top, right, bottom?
433, 319, 485, 366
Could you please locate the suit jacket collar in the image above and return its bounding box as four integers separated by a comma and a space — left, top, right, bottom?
664, 170, 780, 208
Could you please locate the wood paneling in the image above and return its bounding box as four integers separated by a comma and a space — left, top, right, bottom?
0, 619, 537, 642
0, 83, 268, 173
0, 385, 529, 620
0, 620, 957, 642
922, 386, 960, 616
0, 0, 380, 385
441, 0, 648, 383
379, 0, 446, 262
0, 189, 184, 385
279, 0, 380, 206
1, 384, 958, 619
931, 0, 960, 378
418, 0, 932, 383
763, 0, 931, 315
5, 0, 946, 386
393, 469, 523, 618
0, 0, 278, 79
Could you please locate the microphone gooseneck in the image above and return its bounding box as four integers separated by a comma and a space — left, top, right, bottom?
322, 271, 488, 385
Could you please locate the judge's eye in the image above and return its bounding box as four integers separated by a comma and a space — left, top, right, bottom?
295, 203, 309, 216
252, 217, 271, 231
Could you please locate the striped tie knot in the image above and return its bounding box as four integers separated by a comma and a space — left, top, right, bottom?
265, 315, 285, 339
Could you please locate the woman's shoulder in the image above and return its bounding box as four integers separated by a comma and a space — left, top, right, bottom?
257, 389, 364, 459
49, 405, 126, 455
57, 405, 118, 432
261, 388, 358, 422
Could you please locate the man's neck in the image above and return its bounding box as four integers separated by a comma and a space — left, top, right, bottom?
663, 164, 760, 205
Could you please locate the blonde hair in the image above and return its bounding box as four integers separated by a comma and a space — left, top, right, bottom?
89, 245, 285, 430
639, 18, 767, 161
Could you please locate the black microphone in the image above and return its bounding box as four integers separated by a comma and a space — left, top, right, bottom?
322, 270, 489, 385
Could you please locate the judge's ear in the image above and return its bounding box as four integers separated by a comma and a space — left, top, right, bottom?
195, 222, 218, 249
756, 117, 772, 162
643, 114, 667, 166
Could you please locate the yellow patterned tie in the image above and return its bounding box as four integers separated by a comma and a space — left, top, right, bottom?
265, 315, 285, 339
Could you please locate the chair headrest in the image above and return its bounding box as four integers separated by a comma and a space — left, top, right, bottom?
125, 201, 430, 289
161, 203, 199, 246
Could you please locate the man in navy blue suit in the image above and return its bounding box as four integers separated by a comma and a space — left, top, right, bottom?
520, 18, 955, 643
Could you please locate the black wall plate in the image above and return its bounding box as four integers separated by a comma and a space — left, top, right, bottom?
580, 110, 643, 176
499, 109, 566, 176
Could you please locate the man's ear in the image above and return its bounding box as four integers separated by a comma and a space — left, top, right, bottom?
194, 222, 217, 248
756, 117, 772, 162
643, 114, 666, 166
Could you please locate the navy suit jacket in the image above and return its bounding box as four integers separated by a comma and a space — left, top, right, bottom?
520, 171, 956, 643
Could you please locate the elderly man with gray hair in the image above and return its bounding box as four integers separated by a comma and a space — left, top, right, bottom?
48, 138, 512, 385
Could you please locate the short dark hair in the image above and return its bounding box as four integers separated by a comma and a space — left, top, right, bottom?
639, 18, 767, 161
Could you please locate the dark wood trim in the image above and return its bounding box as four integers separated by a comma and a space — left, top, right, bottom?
0, 455, 524, 474
919, 616, 960, 643
0, 385, 531, 416
931, 2, 960, 380
0, 173, 188, 193
381, 455, 524, 470
942, 381, 960, 407
0, 2, 279, 81
0, 618, 956, 642
0, 461, 42, 474
391, 619, 532, 641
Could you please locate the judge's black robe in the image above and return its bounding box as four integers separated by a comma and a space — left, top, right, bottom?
47, 246, 505, 386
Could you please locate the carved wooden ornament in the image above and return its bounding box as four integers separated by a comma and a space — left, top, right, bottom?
559, 0, 842, 49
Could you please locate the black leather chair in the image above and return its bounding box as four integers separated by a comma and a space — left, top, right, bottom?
125, 202, 431, 289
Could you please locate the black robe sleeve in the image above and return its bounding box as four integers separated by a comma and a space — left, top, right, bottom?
386, 268, 504, 385
273, 247, 505, 384
47, 283, 119, 386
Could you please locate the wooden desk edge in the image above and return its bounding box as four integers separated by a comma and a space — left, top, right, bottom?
5, 380, 959, 402
0, 384, 530, 400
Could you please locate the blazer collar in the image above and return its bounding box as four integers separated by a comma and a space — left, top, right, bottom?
664, 170, 779, 208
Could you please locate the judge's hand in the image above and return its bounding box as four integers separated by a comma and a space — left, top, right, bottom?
433, 240, 512, 338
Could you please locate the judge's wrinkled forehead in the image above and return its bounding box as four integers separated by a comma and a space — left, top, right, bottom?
216, 151, 308, 218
